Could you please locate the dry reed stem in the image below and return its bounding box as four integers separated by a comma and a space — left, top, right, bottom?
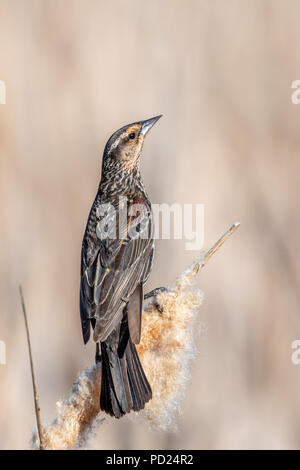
19, 286, 45, 450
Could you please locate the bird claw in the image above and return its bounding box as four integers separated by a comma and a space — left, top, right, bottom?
144, 286, 167, 300
144, 286, 167, 313
154, 301, 164, 314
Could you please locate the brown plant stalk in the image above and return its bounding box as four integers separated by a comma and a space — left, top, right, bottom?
19, 286, 45, 450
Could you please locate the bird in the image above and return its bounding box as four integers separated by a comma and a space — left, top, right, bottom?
80, 115, 162, 418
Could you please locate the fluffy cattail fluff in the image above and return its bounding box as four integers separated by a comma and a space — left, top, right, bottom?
31, 223, 239, 450
136, 278, 204, 432
31, 365, 102, 450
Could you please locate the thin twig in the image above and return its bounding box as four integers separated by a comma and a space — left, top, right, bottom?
188, 222, 240, 279
19, 286, 44, 450
201, 222, 240, 266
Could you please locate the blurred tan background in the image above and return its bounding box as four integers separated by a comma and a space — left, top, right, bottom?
1, 0, 300, 450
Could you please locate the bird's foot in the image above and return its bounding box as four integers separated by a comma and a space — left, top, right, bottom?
144, 286, 167, 299
144, 286, 167, 313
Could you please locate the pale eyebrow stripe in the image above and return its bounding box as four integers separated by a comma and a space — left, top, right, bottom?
108, 124, 141, 154
108, 137, 120, 154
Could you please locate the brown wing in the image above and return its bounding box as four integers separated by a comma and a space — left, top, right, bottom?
80, 196, 154, 344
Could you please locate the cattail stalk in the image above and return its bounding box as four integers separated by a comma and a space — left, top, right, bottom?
19, 286, 45, 450
31, 222, 240, 449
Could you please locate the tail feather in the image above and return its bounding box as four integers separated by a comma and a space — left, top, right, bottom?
100, 331, 152, 418
100, 343, 123, 417
127, 340, 149, 404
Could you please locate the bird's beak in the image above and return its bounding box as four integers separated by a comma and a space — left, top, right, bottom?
140, 115, 162, 136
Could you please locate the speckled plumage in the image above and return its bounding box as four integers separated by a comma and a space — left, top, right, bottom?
80, 116, 161, 418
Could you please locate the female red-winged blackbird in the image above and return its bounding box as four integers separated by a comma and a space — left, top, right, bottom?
80, 116, 162, 418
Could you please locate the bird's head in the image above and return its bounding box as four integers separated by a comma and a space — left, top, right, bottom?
103, 115, 162, 173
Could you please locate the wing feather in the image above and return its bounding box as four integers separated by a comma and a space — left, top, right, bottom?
80, 196, 154, 344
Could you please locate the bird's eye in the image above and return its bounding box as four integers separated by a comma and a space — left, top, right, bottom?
129, 132, 136, 140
